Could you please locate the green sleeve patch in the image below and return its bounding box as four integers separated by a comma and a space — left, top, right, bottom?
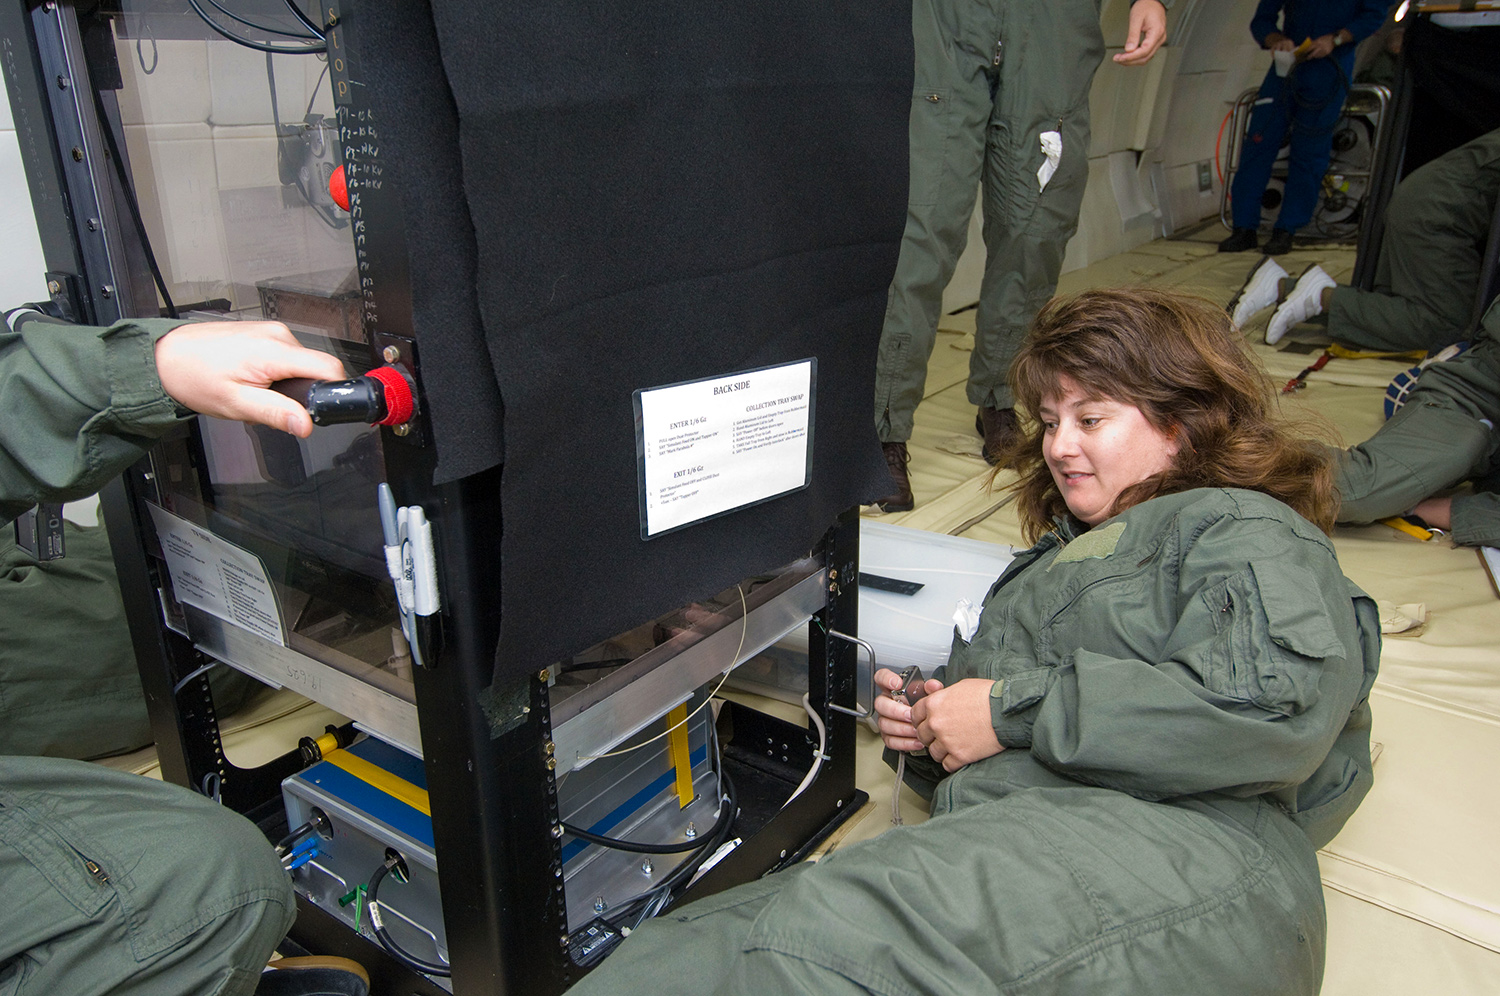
1049, 521, 1126, 569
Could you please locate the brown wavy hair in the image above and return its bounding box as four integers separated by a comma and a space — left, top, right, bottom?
996, 287, 1337, 543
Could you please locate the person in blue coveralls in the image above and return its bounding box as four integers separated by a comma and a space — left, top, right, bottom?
1219, 0, 1390, 257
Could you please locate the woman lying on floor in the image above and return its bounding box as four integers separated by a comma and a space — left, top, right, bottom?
571, 288, 1381, 996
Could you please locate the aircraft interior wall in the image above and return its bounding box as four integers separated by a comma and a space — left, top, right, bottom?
114, 38, 342, 311
0, 66, 47, 306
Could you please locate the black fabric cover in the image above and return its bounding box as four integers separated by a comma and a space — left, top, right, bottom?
373, 2, 911, 677
1402, 21, 1500, 178
353, 3, 505, 483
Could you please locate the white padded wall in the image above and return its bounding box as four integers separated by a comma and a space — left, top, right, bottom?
0, 69, 49, 308
114, 37, 339, 311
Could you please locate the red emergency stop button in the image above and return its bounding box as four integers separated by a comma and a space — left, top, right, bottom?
366, 365, 415, 426
329, 164, 349, 212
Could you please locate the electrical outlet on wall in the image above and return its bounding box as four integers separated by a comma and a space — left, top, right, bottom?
1196, 161, 1213, 192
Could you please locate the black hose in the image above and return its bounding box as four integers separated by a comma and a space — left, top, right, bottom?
275, 820, 315, 855
202, 0, 321, 40
367, 860, 452, 978
282, 0, 326, 38
186, 0, 326, 55
561, 777, 737, 855
653, 772, 738, 897
606, 772, 740, 929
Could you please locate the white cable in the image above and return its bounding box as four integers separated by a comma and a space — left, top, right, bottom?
172, 659, 221, 695
783, 692, 827, 807
891, 753, 906, 825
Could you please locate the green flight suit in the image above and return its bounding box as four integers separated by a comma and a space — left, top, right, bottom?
0, 522, 259, 760
1, 522, 158, 759
0, 309, 190, 524
0, 310, 296, 996
873, 0, 1107, 441
1326, 127, 1500, 354
1336, 300, 1500, 547
572, 489, 1380, 995
0, 756, 295, 996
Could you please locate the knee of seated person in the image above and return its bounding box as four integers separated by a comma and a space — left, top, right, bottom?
214, 804, 292, 893
1331, 446, 1379, 513
109, 793, 296, 992
165, 795, 296, 921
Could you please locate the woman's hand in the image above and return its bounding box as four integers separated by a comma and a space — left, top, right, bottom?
873, 667, 942, 752
912, 679, 1005, 773
1412, 496, 1453, 530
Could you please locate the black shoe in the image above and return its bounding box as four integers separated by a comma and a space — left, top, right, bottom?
1217, 227, 1259, 253
872, 441, 914, 512
1262, 227, 1294, 255
255, 957, 370, 996
975, 407, 1021, 467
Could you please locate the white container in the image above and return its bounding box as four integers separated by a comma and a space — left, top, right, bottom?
730, 522, 1014, 703
849, 521, 1015, 673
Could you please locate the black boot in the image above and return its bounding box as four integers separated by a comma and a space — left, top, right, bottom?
1217, 227, 1259, 253
872, 441, 914, 512
1262, 227, 1294, 255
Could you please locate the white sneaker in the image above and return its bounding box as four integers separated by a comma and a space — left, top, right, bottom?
1229, 256, 1289, 326
1266, 265, 1336, 345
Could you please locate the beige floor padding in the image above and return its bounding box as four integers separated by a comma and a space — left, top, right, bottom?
96, 684, 349, 779
1322, 889, 1500, 995
1320, 684, 1500, 954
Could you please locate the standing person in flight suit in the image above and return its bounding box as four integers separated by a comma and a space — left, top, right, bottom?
1218, 0, 1389, 258
0, 306, 368, 996
871, 0, 1168, 512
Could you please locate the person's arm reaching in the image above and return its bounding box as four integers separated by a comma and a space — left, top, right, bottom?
1249, 0, 1287, 48
153, 321, 347, 437
1343, 0, 1395, 48
1, 312, 346, 524
1302, 0, 1389, 60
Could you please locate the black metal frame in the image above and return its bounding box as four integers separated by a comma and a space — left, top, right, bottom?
1, 3, 866, 993
1351, 12, 1500, 331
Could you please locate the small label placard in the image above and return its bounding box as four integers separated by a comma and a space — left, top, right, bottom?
147, 504, 287, 646
635, 359, 815, 538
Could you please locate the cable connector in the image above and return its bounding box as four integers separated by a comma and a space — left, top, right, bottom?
281, 835, 320, 870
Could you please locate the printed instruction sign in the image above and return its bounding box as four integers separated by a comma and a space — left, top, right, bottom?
635, 358, 816, 538
147, 504, 287, 645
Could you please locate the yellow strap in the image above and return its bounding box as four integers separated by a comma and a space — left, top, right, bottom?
1379, 516, 1433, 542
322, 748, 432, 816
1327, 343, 1427, 362
666, 704, 694, 809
